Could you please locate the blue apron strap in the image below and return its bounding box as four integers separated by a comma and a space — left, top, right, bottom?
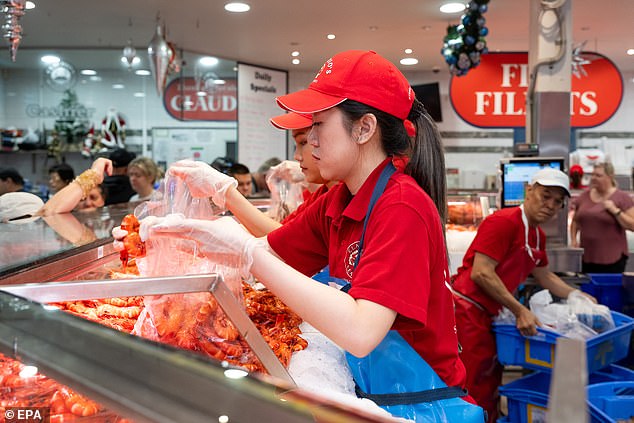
341, 162, 396, 293
354, 384, 467, 406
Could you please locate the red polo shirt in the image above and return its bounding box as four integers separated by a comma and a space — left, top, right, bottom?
452, 207, 549, 315
268, 158, 467, 389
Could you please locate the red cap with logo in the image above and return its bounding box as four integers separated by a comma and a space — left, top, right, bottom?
270, 112, 312, 130
276, 50, 415, 120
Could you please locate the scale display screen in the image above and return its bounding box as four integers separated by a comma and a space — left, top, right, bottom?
500, 158, 565, 208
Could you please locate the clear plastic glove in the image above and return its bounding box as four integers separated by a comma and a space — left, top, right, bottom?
139, 214, 261, 278
167, 159, 237, 208
266, 160, 305, 191
112, 226, 127, 252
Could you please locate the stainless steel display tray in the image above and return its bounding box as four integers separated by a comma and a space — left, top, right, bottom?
0, 274, 300, 423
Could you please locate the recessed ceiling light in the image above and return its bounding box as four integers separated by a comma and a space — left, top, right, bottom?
291, 51, 300, 57
627, 48, 634, 56
224, 2, 250, 12
218, 416, 229, 423
404, 48, 413, 54
213, 79, 226, 85
133, 92, 146, 97
40, 55, 60, 64
199, 56, 219, 66
135, 69, 151, 76
89, 75, 102, 82
400, 57, 419, 66
440, 2, 466, 13
25, 1, 35, 9
112, 84, 125, 89
80, 69, 97, 76
327, 34, 336, 40
292, 58, 300, 65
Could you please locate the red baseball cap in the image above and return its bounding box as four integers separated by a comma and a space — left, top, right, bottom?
276, 50, 415, 120
569, 164, 584, 175
270, 112, 312, 130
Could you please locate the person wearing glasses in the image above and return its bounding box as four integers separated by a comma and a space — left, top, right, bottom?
449, 167, 595, 423
570, 161, 634, 273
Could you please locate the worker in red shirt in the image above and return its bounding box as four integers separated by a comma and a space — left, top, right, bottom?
450, 167, 595, 422
140, 50, 484, 422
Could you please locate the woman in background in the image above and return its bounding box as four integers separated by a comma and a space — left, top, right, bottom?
128, 157, 161, 202
570, 161, 634, 273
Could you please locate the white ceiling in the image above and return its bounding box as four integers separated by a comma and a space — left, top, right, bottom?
3, 0, 634, 74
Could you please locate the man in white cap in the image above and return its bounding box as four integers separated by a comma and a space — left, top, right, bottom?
449, 167, 594, 422
0, 192, 43, 223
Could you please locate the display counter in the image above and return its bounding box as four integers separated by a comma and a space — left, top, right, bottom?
0, 204, 396, 422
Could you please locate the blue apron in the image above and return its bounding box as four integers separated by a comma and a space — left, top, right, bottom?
338, 162, 485, 423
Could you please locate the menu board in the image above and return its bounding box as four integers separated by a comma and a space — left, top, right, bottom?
237, 63, 288, 171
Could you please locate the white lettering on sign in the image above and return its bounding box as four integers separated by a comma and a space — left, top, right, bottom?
500, 63, 529, 88
170, 95, 237, 112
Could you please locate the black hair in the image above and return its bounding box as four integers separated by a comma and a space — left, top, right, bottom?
48, 163, 75, 184
338, 99, 448, 224
0, 167, 24, 186
227, 163, 251, 176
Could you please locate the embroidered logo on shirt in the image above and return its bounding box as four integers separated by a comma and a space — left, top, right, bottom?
345, 241, 360, 278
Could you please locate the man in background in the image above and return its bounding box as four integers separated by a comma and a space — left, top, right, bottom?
102, 148, 136, 205
0, 168, 25, 195
251, 157, 281, 197
227, 163, 253, 198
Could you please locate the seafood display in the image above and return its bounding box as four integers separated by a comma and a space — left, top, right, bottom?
0, 352, 130, 422
0, 212, 308, 419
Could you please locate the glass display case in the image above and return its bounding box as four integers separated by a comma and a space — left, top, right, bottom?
0, 204, 396, 422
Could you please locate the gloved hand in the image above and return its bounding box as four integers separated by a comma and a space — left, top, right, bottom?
111, 226, 127, 252
266, 160, 305, 191
139, 214, 261, 278
167, 159, 237, 208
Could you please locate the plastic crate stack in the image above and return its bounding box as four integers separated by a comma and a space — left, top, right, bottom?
493, 306, 634, 423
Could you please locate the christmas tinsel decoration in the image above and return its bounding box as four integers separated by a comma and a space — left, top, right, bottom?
441, 0, 490, 76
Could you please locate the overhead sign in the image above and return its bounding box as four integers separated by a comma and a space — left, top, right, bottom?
449, 52, 623, 128
163, 77, 237, 121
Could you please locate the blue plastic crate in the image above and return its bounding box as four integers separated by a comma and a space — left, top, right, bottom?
493, 312, 634, 373
582, 274, 624, 312
587, 382, 634, 423
500, 366, 634, 423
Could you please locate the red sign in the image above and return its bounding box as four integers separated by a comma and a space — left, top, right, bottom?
449, 52, 623, 128
163, 77, 237, 121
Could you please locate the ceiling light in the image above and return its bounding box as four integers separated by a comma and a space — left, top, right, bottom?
218, 416, 229, 423
213, 79, 226, 85
400, 57, 419, 66
224, 2, 250, 12
120, 56, 140, 66
292, 58, 300, 65
291, 51, 300, 57
199, 56, 219, 66
25, 1, 35, 9
133, 92, 146, 97
327, 34, 336, 40
80, 69, 97, 76
112, 84, 125, 89
627, 49, 634, 56
404, 48, 413, 54
40, 55, 60, 64
89, 75, 102, 82
135, 69, 151, 76
440, 2, 466, 13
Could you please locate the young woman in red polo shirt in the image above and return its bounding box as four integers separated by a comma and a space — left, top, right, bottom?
141, 50, 484, 422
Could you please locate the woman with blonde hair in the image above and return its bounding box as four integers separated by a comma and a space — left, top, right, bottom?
128, 157, 161, 202
571, 161, 634, 273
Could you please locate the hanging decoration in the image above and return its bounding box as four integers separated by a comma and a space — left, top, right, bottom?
122, 39, 137, 70
441, 0, 490, 76
0, 0, 27, 62
571, 41, 592, 79
147, 24, 171, 97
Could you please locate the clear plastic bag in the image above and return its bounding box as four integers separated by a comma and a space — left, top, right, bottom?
567, 289, 615, 334
267, 179, 305, 222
